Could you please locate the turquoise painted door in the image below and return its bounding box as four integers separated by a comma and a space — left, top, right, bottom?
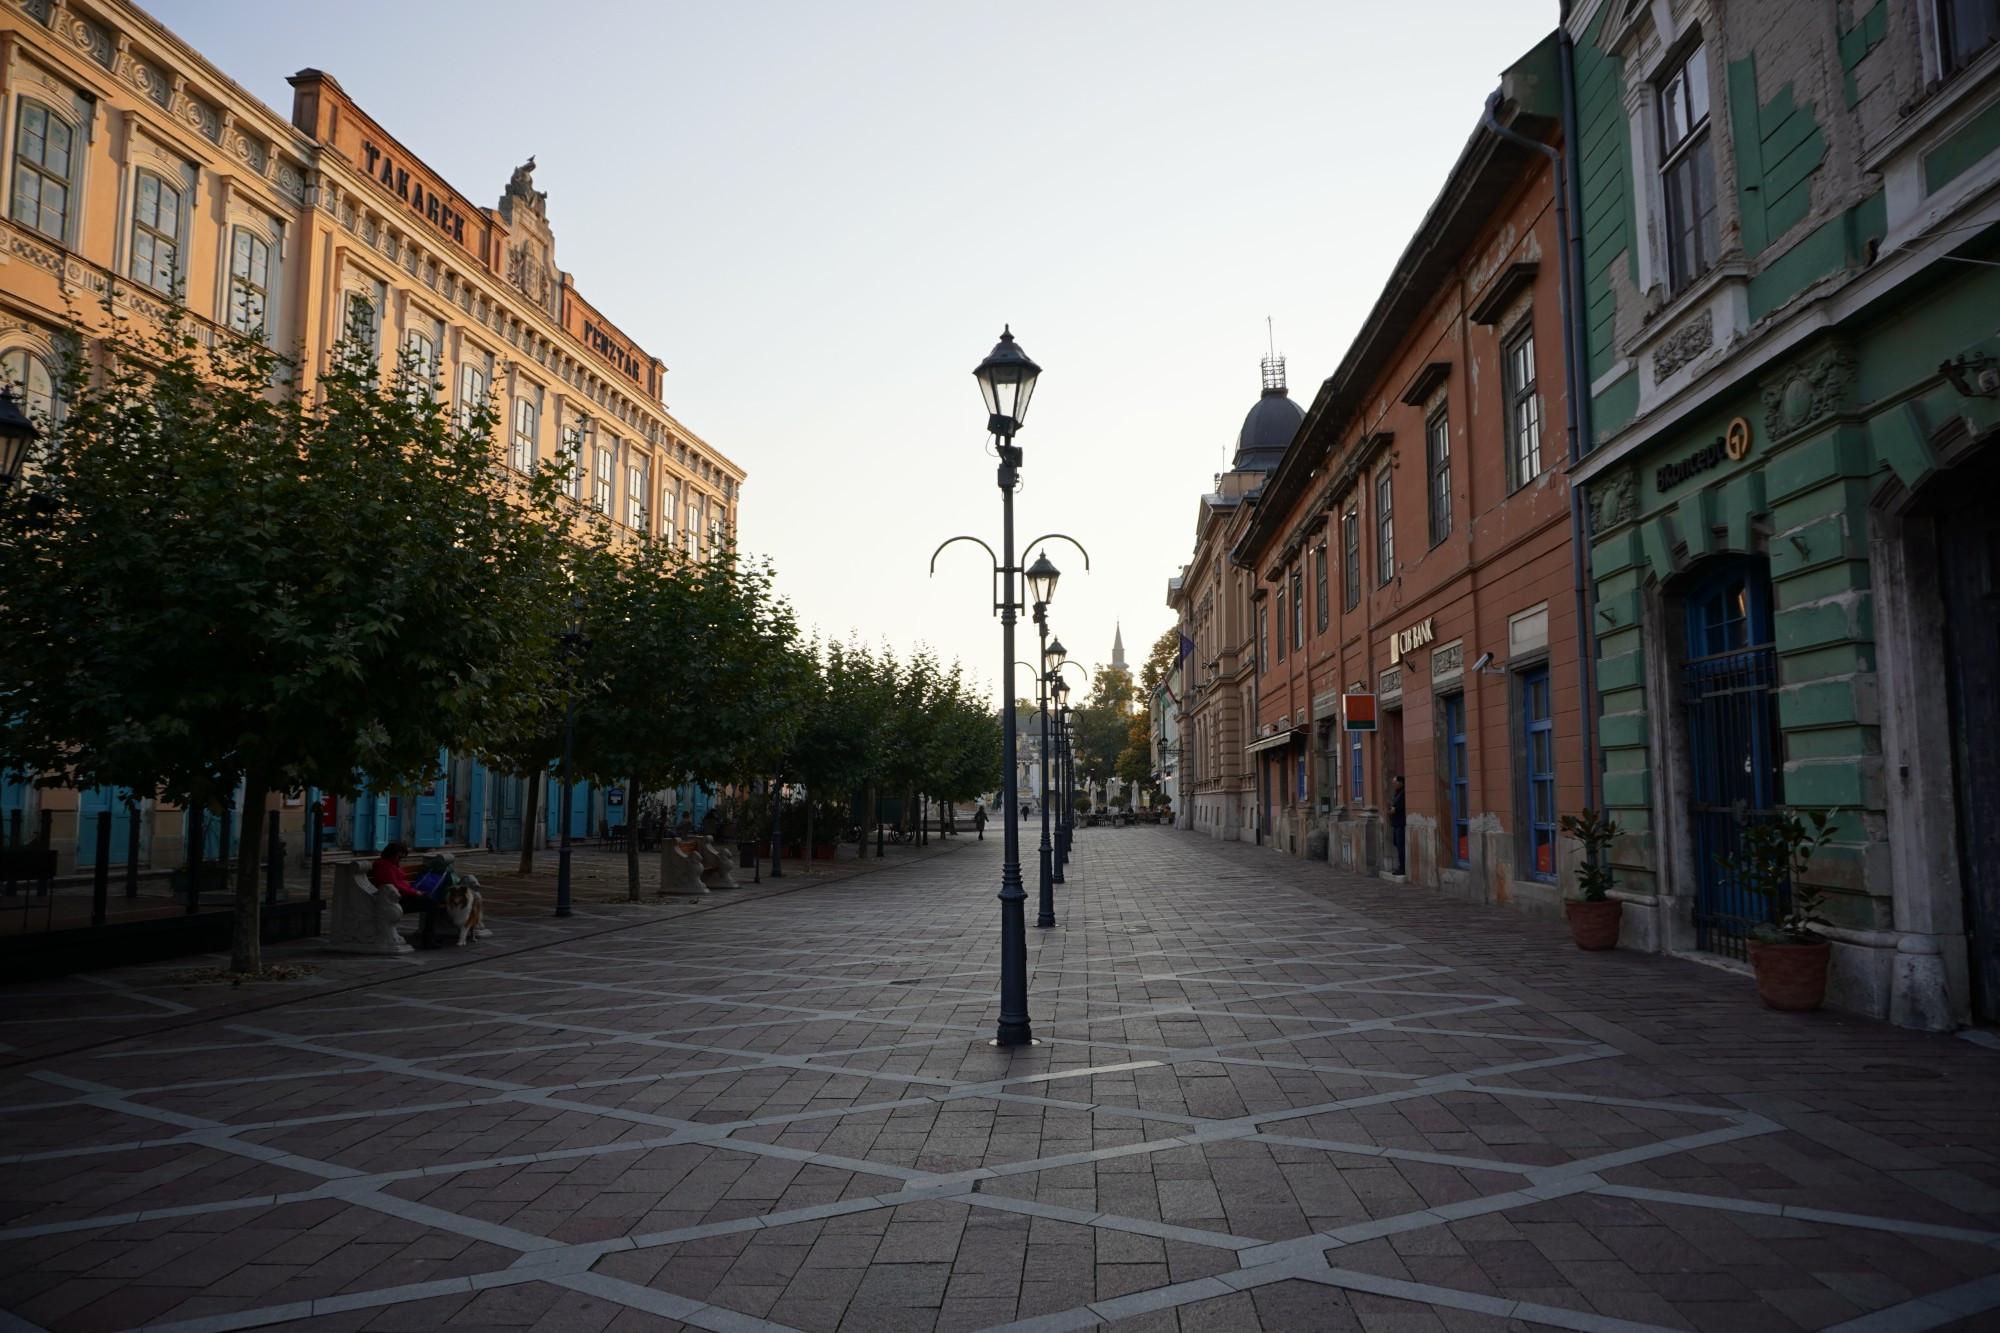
412, 751, 449, 847
351, 788, 393, 853
546, 777, 590, 841
464, 758, 486, 847
605, 785, 627, 831
74, 787, 136, 867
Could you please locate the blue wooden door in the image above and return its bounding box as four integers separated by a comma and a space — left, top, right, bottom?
351, 787, 393, 853
1443, 693, 1469, 866
546, 777, 590, 841
74, 787, 136, 867
493, 774, 522, 852
1522, 669, 1556, 881
412, 750, 449, 848
1682, 558, 1782, 959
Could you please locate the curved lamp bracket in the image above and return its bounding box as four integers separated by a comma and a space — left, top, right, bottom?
1021, 533, 1091, 571
929, 533, 1008, 617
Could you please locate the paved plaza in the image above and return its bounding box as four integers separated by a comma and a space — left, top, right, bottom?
3, 829, 1999, 1333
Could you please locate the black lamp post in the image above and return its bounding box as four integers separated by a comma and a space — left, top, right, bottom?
1026, 555, 1062, 929
974, 328, 1039, 1046
931, 331, 1091, 1047
0, 387, 37, 494
555, 593, 589, 918
1041, 634, 1066, 893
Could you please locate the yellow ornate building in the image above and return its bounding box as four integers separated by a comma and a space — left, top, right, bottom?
0, 0, 745, 870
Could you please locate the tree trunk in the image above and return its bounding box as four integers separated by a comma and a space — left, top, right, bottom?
805, 799, 815, 876
231, 771, 269, 974
861, 784, 874, 858
625, 779, 644, 902
519, 770, 541, 875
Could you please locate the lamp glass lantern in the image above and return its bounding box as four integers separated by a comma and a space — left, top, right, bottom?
0, 386, 40, 492
1045, 636, 1068, 672
1025, 551, 1060, 608
973, 327, 1041, 432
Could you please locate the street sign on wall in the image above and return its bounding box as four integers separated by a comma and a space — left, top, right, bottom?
1343, 693, 1377, 732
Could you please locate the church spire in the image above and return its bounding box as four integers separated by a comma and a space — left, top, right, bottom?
1111, 622, 1127, 673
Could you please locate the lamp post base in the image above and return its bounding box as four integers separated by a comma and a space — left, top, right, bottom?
988, 1033, 1040, 1047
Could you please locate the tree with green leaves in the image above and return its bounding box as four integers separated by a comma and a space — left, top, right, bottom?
0, 306, 576, 973
569, 536, 810, 899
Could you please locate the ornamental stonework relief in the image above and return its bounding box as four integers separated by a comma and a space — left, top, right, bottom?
1762, 346, 1857, 443
1652, 308, 1713, 380
1591, 468, 1637, 533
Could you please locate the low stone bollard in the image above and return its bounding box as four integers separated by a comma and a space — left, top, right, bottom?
325, 860, 412, 955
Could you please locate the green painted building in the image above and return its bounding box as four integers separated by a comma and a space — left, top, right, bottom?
1565, 0, 2000, 1027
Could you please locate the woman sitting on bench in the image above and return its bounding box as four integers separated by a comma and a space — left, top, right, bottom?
369, 840, 444, 949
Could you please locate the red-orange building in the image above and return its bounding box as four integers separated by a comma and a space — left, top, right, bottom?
1234, 42, 1591, 914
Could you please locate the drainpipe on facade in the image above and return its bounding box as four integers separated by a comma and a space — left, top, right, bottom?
1482, 81, 1601, 816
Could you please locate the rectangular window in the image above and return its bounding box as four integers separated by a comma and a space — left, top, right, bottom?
11, 101, 74, 241
1522, 667, 1556, 881
1342, 507, 1360, 610
227, 227, 271, 335
1659, 42, 1717, 294
510, 394, 538, 472
1275, 588, 1287, 663
688, 493, 704, 557
1443, 693, 1469, 866
592, 444, 614, 514
1349, 729, 1365, 808
1941, 0, 2000, 73
1314, 542, 1329, 632
457, 359, 489, 435
402, 328, 437, 402
560, 426, 585, 501
662, 478, 679, 543
1504, 326, 1542, 490
1426, 409, 1451, 545
1375, 468, 1395, 585
1258, 605, 1269, 675
626, 461, 648, 530
130, 171, 182, 295
1290, 567, 1304, 650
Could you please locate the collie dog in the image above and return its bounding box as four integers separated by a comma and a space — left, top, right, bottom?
446, 876, 487, 945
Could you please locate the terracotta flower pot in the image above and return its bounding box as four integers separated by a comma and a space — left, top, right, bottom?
813, 844, 837, 860
1564, 898, 1622, 951
1747, 938, 1831, 1011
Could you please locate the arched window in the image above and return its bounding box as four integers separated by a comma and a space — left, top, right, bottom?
130, 170, 183, 294
0, 347, 56, 420
11, 100, 75, 241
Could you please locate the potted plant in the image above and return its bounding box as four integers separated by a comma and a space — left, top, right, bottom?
1557, 809, 1622, 950
1725, 807, 1839, 1011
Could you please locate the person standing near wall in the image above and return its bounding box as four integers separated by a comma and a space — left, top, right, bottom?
1389, 776, 1406, 877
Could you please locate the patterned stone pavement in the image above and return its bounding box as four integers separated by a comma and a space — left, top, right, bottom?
3, 828, 1998, 1333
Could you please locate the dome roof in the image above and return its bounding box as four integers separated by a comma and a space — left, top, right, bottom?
1231, 372, 1304, 473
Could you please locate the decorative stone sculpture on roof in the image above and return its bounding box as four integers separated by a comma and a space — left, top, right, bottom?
504, 156, 547, 219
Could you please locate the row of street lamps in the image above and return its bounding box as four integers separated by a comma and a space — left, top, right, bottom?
934, 327, 1090, 1048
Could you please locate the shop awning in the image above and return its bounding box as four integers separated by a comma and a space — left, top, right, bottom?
1244, 729, 1302, 755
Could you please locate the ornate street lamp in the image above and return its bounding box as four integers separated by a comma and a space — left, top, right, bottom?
930, 330, 1087, 1047
0, 387, 37, 494
1026, 554, 1063, 929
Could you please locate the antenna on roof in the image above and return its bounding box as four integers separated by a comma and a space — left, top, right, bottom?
1260, 317, 1286, 396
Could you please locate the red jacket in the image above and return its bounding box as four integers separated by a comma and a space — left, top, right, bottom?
368, 856, 425, 903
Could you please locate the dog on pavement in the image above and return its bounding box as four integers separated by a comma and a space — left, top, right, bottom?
445, 875, 487, 946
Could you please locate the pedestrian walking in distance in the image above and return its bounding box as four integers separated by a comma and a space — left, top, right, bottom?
974, 805, 987, 840
1389, 775, 1407, 876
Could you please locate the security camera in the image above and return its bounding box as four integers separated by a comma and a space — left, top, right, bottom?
1470, 651, 1493, 672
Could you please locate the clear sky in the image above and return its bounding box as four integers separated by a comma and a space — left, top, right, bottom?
151, 0, 1556, 702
